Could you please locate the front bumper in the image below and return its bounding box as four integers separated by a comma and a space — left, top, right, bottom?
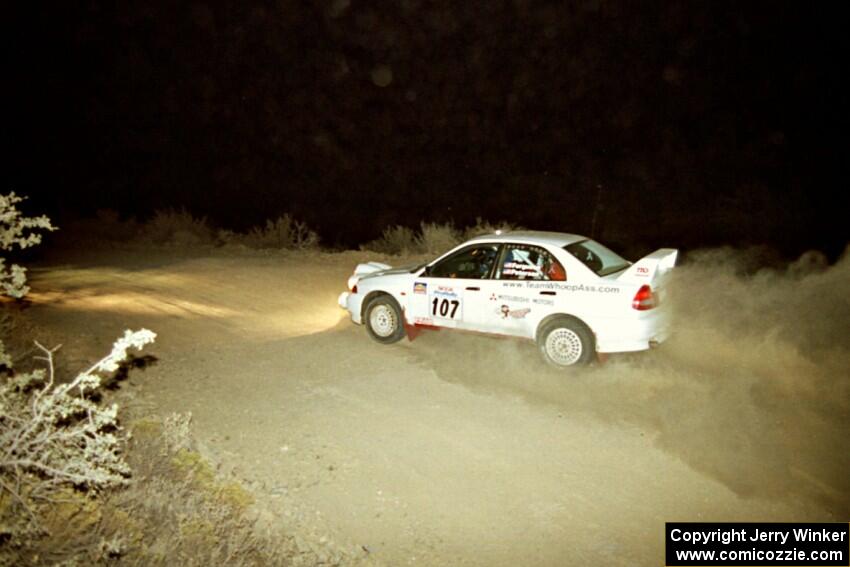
337, 291, 364, 324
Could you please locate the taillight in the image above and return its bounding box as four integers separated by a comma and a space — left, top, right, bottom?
632, 284, 656, 310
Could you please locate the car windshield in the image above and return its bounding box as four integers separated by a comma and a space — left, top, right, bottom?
564, 239, 630, 277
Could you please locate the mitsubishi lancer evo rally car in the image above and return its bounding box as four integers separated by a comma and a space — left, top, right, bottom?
338, 231, 678, 367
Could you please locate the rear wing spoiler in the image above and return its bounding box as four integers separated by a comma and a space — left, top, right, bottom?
617, 248, 678, 284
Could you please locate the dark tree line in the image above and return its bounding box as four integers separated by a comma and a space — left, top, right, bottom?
6, 1, 846, 256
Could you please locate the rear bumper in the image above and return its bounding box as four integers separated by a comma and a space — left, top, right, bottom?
595, 309, 671, 354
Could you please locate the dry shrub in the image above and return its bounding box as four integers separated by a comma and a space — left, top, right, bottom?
218, 215, 319, 250
70, 209, 320, 252
362, 218, 523, 256
101, 415, 299, 566
415, 222, 460, 256
2, 413, 340, 566
0, 306, 29, 364
139, 209, 214, 246
460, 217, 524, 240
2, 408, 349, 566
62, 209, 140, 246
363, 222, 461, 255
362, 225, 418, 255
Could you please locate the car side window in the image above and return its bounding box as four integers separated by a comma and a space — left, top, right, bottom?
428, 244, 500, 279
496, 244, 566, 281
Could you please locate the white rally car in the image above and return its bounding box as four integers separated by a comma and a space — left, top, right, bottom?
338, 231, 677, 367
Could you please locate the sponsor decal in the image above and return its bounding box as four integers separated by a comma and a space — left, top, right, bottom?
413, 282, 427, 294
532, 298, 555, 306
434, 286, 458, 298
526, 281, 621, 294
525, 281, 571, 290
636, 266, 650, 276
503, 280, 620, 294
497, 305, 531, 319
489, 293, 497, 301
501, 262, 542, 278
497, 294, 529, 303
414, 316, 433, 325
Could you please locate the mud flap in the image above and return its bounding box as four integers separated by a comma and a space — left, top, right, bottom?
404, 320, 421, 341
403, 322, 440, 341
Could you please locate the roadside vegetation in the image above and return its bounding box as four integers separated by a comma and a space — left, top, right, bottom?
63, 208, 320, 251
61, 208, 520, 256
0, 194, 337, 566
2, 405, 314, 566
361, 218, 522, 255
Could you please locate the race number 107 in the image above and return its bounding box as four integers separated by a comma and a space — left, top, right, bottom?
431, 297, 460, 319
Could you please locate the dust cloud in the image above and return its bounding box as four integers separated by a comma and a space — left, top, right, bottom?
407, 246, 850, 517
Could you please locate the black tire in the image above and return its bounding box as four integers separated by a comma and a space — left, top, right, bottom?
537, 316, 595, 367
364, 295, 406, 344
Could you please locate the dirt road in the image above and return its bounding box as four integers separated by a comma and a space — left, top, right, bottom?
26, 246, 849, 566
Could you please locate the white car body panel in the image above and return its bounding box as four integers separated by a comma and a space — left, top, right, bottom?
339, 231, 677, 355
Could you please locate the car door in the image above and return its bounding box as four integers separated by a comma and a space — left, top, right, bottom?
464, 243, 567, 337
407, 243, 501, 329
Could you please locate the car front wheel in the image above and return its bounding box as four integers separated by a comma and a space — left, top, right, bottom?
537, 316, 595, 367
364, 295, 406, 344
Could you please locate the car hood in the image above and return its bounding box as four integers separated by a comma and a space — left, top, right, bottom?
355, 262, 422, 280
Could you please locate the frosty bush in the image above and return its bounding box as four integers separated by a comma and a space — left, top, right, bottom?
219, 214, 319, 250
0, 192, 56, 299
0, 329, 156, 543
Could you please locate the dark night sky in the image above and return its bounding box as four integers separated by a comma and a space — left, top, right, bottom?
5, 1, 847, 256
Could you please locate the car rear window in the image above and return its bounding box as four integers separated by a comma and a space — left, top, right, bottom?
564, 240, 630, 277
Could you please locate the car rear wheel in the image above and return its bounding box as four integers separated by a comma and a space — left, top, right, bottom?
364, 295, 406, 344
537, 316, 595, 367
